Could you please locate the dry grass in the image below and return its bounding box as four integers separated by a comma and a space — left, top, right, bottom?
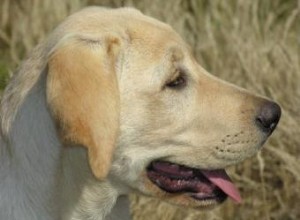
0, 0, 299, 219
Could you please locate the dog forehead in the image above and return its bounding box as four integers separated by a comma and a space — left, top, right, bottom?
49, 7, 185, 65
123, 14, 185, 63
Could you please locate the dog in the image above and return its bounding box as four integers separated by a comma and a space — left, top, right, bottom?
0, 7, 281, 220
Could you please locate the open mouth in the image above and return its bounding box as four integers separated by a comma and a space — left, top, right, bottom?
146, 161, 241, 204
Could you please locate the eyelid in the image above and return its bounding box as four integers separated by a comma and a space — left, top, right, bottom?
165, 68, 187, 89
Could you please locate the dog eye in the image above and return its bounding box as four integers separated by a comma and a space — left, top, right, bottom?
166, 72, 186, 89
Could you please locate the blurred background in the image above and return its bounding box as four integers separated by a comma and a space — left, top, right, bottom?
0, 0, 299, 219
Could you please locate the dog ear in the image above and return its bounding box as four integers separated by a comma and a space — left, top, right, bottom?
47, 34, 121, 179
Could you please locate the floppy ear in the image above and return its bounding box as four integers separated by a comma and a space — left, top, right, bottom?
47, 34, 121, 179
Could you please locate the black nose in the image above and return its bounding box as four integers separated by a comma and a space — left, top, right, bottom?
256, 101, 281, 134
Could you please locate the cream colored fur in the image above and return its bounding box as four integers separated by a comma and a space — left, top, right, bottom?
0, 7, 277, 220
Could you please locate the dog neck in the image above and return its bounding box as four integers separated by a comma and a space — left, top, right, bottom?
0, 74, 128, 220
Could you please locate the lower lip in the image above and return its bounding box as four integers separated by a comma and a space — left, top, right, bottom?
190, 192, 227, 202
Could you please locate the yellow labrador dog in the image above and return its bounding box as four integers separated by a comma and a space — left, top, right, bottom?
0, 7, 281, 220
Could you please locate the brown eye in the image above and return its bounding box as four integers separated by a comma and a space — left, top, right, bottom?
166, 73, 186, 89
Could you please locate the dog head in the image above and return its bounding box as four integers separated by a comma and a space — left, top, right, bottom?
46, 7, 281, 208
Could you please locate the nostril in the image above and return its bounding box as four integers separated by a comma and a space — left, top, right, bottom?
256, 116, 277, 132
255, 101, 281, 134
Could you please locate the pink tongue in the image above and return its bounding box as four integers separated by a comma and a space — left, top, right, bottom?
201, 169, 242, 204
